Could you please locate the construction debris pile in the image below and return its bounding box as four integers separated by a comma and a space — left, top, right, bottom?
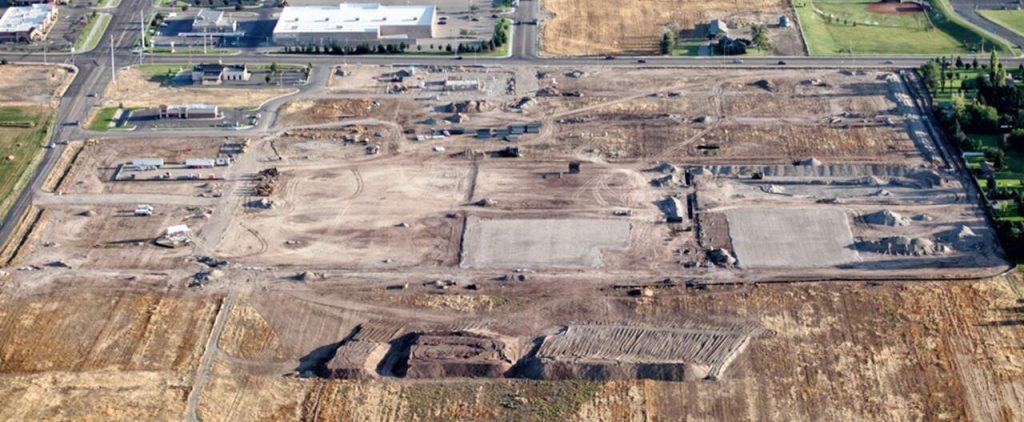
861, 209, 911, 227
256, 167, 279, 197
154, 224, 191, 248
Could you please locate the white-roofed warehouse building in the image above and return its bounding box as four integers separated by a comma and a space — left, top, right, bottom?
272, 3, 435, 46
0, 4, 58, 43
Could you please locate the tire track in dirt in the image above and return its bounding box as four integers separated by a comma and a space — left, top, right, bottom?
186, 291, 236, 422
349, 168, 364, 200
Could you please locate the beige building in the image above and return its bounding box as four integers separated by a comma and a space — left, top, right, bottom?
0, 4, 58, 43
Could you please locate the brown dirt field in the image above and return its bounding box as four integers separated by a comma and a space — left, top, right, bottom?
0, 64, 74, 106
865, 1, 925, 15
192, 275, 1024, 420
0, 290, 218, 421
542, 0, 798, 55
20, 206, 208, 270
62, 137, 227, 195
103, 68, 295, 108
0, 289, 217, 372
278, 98, 379, 126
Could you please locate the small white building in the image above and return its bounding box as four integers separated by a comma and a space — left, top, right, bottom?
193, 9, 237, 33
443, 80, 481, 91
131, 157, 165, 168
158, 104, 220, 119
0, 4, 58, 43
185, 158, 216, 168
191, 63, 250, 85
709, 19, 728, 37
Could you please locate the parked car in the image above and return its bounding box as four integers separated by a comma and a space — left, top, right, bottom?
732, 58, 744, 64
604, 55, 616, 60
777, 60, 787, 65
637, 59, 647, 64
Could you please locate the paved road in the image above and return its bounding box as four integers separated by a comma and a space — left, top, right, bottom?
949, 0, 1024, 51
511, 0, 540, 59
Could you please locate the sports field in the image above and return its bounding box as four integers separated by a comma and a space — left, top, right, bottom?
794, 0, 1014, 55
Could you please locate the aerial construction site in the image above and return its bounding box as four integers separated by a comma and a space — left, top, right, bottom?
0, 59, 1021, 421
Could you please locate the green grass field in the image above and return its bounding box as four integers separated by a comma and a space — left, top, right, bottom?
87, 107, 120, 131
979, 10, 1024, 37
794, 0, 1014, 55
0, 107, 51, 218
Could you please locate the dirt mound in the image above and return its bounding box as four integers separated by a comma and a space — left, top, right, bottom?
861, 209, 911, 226
940, 225, 983, 251
443, 100, 491, 114
869, 235, 941, 256
752, 80, 776, 92
865, 1, 924, 15
402, 330, 519, 379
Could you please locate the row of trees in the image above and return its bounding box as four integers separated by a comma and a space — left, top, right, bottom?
925, 53, 1024, 259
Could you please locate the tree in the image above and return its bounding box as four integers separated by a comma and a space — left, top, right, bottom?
751, 25, 771, 50
972, 57, 979, 69
269, 62, 278, 74
445, 44, 452, 52
659, 32, 674, 55
1008, 128, 1024, 151
985, 147, 1006, 169
955, 56, 964, 69
920, 60, 941, 90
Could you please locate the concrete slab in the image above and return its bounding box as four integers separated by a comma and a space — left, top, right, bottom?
460, 217, 631, 269
725, 207, 861, 269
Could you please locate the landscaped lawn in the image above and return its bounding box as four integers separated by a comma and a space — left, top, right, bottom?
0, 107, 51, 217
979, 10, 1024, 37
87, 107, 120, 131
73, 13, 110, 53
794, 0, 1014, 55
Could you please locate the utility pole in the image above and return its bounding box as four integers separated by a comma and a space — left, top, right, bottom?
110, 34, 116, 85
139, 10, 146, 63
43, 43, 47, 65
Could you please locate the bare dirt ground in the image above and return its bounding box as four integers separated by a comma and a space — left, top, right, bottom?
185, 274, 1024, 421
541, 0, 804, 55
0, 64, 74, 107
0, 289, 218, 421
0, 65, 1020, 420
60, 137, 229, 195
103, 67, 295, 108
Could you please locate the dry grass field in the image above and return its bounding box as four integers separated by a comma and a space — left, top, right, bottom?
103, 67, 295, 108
542, 0, 801, 55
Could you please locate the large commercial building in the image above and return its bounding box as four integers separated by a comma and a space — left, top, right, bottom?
0, 4, 57, 43
272, 3, 435, 46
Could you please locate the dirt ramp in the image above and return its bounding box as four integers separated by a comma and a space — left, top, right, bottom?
522, 324, 753, 381
325, 322, 403, 379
